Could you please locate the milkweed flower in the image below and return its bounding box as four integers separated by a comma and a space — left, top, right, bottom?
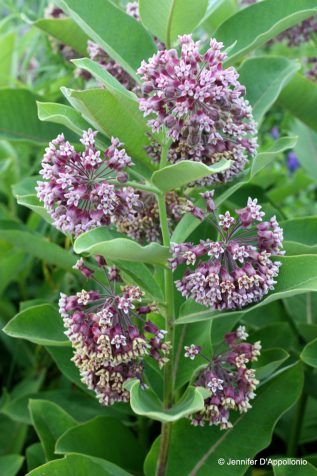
116, 191, 196, 243
170, 193, 284, 310
186, 325, 261, 429
138, 34, 257, 184
37, 130, 140, 236
59, 260, 170, 405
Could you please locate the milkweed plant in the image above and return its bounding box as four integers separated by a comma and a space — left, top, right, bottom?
2, 1, 317, 475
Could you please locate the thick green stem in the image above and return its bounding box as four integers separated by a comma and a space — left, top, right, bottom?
156, 142, 175, 476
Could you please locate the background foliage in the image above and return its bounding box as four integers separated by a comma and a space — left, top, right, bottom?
1, 0, 317, 475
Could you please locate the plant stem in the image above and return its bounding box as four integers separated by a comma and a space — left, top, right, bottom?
156, 142, 175, 476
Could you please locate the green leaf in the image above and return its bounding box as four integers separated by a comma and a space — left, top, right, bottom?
282, 216, 317, 255
72, 58, 133, 97
34, 18, 89, 55
176, 256, 317, 324
238, 56, 299, 124
74, 228, 169, 265
29, 400, 76, 461
0, 221, 76, 270
45, 347, 86, 391
57, 0, 156, 80
215, 0, 317, 65
3, 304, 68, 347
62, 87, 153, 176
125, 379, 209, 422
2, 389, 126, 425
55, 416, 144, 473
279, 74, 317, 132
26, 443, 45, 472
0, 89, 75, 145
151, 159, 231, 192
27, 454, 132, 476
201, 0, 237, 35
300, 338, 317, 368
273, 462, 317, 476
0, 454, 24, 476
144, 363, 303, 476
171, 136, 297, 243
174, 318, 212, 390
0, 415, 27, 456
37, 102, 109, 149
0, 32, 16, 86
253, 348, 289, 380
139, 0, 208, 46
291, 119, 317, 181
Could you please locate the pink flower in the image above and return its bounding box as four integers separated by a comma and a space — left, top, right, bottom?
139, 35, 257, 184
170, 195, 284, 310
37, 130, 140, 236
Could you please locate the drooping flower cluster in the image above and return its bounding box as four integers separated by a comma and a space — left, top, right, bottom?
116, 191, 197, 243
170, 193, 284, 310
59, 258, 170, 405
186, 326, 261, 429
138, 35, 257, 184
37, 130, 140, 236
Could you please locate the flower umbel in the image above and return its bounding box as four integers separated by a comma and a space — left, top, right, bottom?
59, 259, 170, 405
186, 326, 261, 429
138, 34, 257, 184
37, 130, 140, 236
171, 194, 284, 310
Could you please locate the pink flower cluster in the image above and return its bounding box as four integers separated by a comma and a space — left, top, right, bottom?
116, 191, 196, 243
138, 35, 257, 184
170, 193, 284, 310
187, 326, 261, 429
59, 258, 170, 405
37, 130, 140, 237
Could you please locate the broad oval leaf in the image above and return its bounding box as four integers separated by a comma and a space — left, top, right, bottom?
0, 454, 24, 476
239, 56, 299, 124
151, 159, 231, 192
216, 0, 317, 65
55, 416, 144, 473
57, 0, 156, 80
282, 216, 317, 255
139, 0, 208, 46
253, 348, 289, 380
62, 87, 153, 177
279, 73, 317, 132
74, 228, 169, 265
0, 220, 76, 270
3, 304, 68, 347
28, 454, 132, 476
144, 363, 303, 476
273, 462, 317, 476
0, 89, 74, 145
34, 18, 89, 55
125, 379, 209, 422
29, 400, 76, 461
37, 101, 109, 149
291, 119, 317, 181
300, 338, 317, 368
